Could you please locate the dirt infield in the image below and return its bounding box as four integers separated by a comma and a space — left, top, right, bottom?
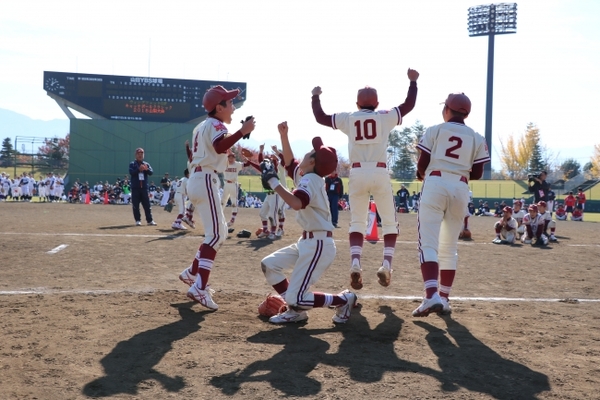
1, 202, 599, 399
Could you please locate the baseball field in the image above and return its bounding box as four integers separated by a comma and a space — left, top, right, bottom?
1, 202, 599, 399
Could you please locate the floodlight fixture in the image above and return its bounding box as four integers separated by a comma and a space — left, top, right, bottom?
467, 3, 517, 179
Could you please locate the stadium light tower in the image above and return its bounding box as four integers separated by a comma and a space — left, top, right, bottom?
468, 3, 517, 179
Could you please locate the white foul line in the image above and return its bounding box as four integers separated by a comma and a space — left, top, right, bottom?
47, 244, 69, 254
0, 288, 598, 302
1, 231, 599, 247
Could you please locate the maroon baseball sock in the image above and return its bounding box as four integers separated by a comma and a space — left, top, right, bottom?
420, 261, 439, 298
349, 232, 364, 265
272, 279, 289, 296
439, 270, 456, 299
383, 234, 397, 267
195, 244, 216, 290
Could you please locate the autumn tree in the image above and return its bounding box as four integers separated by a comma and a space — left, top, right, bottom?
38, 135, 69, 170
499, 123, 548, 179
590, 144, 600, 178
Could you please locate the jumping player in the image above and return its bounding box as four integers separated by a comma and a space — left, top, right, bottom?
178, 85, 256, 310
311, 68, 420, 290
413, 92, 490, 317
261, 121, 356, 324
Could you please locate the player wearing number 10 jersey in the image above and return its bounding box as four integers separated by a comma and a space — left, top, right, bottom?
412, 92, 490, 317
311, 68, 419, 291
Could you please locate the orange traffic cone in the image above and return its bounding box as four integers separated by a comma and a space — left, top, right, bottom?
365, 201, 380, 241
103, 191, 109, 204
85, 191, 90, 204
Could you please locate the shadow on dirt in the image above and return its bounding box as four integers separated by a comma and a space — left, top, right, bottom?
210, 306, 550, 399
82, 303, 210, 398
414, 316, 550, 399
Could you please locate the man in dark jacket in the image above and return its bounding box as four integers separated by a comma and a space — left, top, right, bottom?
529, 170, 550, 203
325, 172, 344, 228
129, 148, 156, 226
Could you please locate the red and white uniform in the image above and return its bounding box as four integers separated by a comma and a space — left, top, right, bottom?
332, 108, 401, 236
555, 206, 566, 220
494, 216, 518, 243
221, 160, 244, 213
172, 176, 188, 224
416, 122, 490, 269
522, 213, 545, 241
262, 161, 336, 308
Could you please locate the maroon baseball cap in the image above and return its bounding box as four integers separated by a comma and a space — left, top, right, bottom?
312, 137, 338, 177
503, 206, 513, 214
444, 93, 471, 114
537, 201, 547, 208
203, 85, 240, 112
357, 87, 378, 108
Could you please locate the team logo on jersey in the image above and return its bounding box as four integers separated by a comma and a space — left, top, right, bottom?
213, 178, 217, 184
212, 121, 227, 133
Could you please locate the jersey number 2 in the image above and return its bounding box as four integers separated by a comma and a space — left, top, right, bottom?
354, 119, 377, 141
445, 136, 463, 159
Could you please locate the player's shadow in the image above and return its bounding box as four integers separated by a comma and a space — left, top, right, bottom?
98, 225, 133, 230
414, 317, 550, 399
209, 324, 331, 396
146, 231, 191, 242
82, 304, 210, 398
323, 305, 440, 381
237, 239, 275, 251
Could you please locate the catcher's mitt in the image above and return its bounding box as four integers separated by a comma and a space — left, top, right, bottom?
258, 294, 286, 317
241, 148, 253, 158
260, 159, 278, 190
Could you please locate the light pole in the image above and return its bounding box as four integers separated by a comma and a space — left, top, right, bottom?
468, 3, 517, 179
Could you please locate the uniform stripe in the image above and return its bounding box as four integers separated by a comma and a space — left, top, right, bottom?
205, 173, 221, 247
296, 239, 323, 307
394, 107, 401, 126
332, 115, 337, 130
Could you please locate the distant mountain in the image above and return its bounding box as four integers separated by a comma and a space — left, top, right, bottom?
0, 108, 69, 148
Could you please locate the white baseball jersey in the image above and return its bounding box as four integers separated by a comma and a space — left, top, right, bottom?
522, 213, 544, 230
291, 165, 334, 232
174, 177, 188, 195
190, 117, 229, 173
223, 161, 244, 183
417, 122, 490, 177
332, 108, 401, 164
512, 209, 526, 224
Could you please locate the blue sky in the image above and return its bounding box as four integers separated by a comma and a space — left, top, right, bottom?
1, 0, 598, 170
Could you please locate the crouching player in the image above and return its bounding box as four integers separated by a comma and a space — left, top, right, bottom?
555, 203, 567, 220
537, 201, 557, 242
260, 122, 357, 324
521, 204, 548, 246
492, 206, 518, 244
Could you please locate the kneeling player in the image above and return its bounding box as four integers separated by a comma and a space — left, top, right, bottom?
492, 206, 518, 244
260, 122, 356, 324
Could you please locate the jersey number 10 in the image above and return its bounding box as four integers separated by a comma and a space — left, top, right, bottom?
354, 119, 377, 141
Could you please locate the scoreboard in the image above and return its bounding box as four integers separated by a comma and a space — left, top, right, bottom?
43, 71, 246, 123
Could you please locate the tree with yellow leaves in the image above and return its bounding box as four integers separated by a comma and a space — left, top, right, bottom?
590, 144, 600, 178
499, 123, 545, 180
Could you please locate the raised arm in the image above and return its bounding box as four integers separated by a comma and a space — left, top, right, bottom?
398, 68, 419, 117
311, 86, 334, 128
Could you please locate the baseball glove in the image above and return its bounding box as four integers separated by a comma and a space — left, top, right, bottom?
260, 159, 278, 190
241, 148, 253, 158
258, 294, 286, 317
240, 115, 253, 139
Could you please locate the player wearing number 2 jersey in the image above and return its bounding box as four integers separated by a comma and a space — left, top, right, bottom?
412, 93, 490, 317
311, 68, 419, 291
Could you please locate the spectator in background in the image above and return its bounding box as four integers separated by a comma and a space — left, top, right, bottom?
529, 170, 550, 203
412, 191, 420, 212
325, 171, 344, 228
576, 187, 586, 214
396, 184, 410, 211
564, 191, 576, 218
160, 172, 171, 208
555, 203, 567, 220
129, 148, 156, 226
571, 207, 583, 221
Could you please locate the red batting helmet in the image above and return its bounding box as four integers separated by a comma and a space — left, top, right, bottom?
203, 85, 240, 112
357, 87, 378, 108
444, 93, 471, 114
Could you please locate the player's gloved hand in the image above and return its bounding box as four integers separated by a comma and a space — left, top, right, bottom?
260, 159, 279, 190
311, 86, 322, 96
240, 116, 255, 139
